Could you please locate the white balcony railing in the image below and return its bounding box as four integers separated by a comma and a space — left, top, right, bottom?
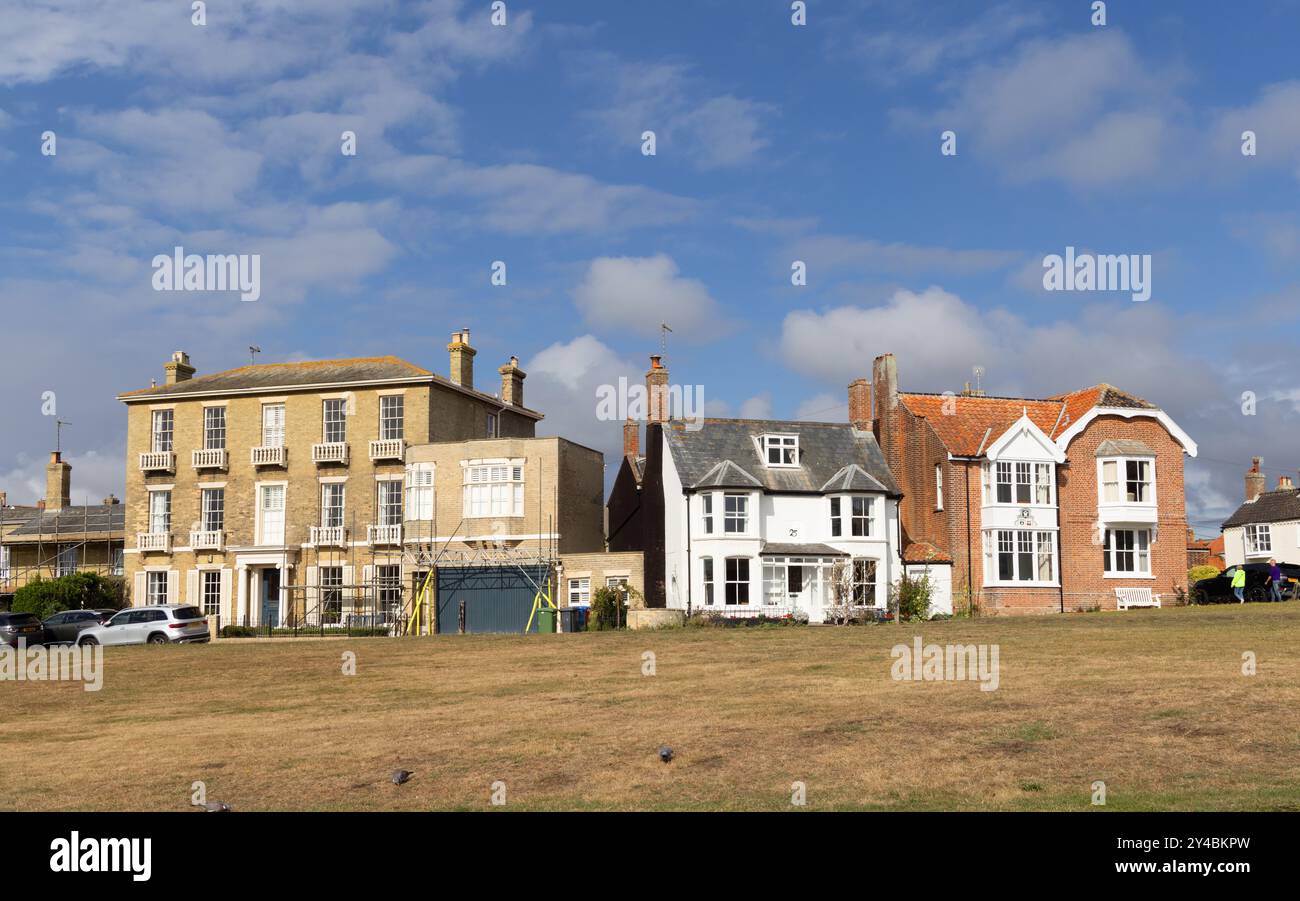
310, 525, 347, 547
189, 530, 224, 551
191, 448, 229, 470
369, 439, 406, 462
137, 532, 171, 552
139, 451, 175, 472
251, 446, 287, 466
312, 442, 349, 464
368, 524, 402, 545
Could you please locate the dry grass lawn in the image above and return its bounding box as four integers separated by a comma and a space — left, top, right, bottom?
3, 602, 1298, 811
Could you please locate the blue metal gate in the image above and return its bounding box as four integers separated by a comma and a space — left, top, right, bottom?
435, 565, 550, 634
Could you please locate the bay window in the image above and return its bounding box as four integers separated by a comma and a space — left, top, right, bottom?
831, 495, 874, 537
985, 529, 1057, 584
1104, 528, 1152, 575
463, 462, 524, 517
405, 463, 434, 520
723, 493, 748, 534
988, 460, 1054, 505
1100, 456, 1155, 505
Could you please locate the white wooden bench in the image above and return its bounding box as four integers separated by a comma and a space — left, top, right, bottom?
1115, 586, 1161, 610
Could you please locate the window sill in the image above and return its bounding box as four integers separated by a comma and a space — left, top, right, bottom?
983, 581, 1060, 589
1104, 573, 1154, 580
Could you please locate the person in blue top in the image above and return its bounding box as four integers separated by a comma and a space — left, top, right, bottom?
1268, 559, 1283, 602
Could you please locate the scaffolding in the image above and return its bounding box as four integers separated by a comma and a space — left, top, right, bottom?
0, 499, 126, 601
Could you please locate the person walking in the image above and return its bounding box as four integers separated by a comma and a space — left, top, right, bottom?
1232, 566, 1247, 603
1268, 559, 1283, 602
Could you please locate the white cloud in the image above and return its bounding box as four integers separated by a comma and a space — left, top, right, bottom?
787, 234, 1019, 278
738, 393, 773, 419
573, 254, 729, 339
576, 53, 775, 170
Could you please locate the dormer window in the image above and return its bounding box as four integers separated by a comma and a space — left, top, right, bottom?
763, 434, 799, 467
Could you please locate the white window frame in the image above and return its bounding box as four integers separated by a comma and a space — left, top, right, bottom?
830, 495, 874, 538
486, 412, 499, 439
701, 493, 714, 535
568, 577, 591, 605
257, 483, 286, 545
405, 463, 434, 521
724, 557, 751, 605
0, 545, 9, 582
1098, 455, 1156, 506
935, 464, 944, 511
984, 528, 1058, 586
322, 398, 347, 444
379, 395, 405, 441
852, 559, 878, 605
200, 570, 222, 616
146, 570, 170, 606
702, 557, 715, 606
723, 492, 749, 534
151, 409, 174, 453
1104, 528, 1153, 577
376, 479, 404, 527
203, 406, 226, 451
261, 403, 286, 448
201, 487, 224, 533
1246, 523, 1272, 555
148, 489, 172, 534
55, 545, 78, 577
762, 434, 799, 467
463, 461, 524, 518
321, 483, 345, 528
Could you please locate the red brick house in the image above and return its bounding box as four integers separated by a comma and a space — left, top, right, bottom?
864, 353, 1197, 614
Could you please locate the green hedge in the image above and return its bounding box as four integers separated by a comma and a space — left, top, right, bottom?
12, 573, 126, 621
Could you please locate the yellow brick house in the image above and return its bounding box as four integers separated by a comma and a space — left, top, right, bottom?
117, 331, 541, 628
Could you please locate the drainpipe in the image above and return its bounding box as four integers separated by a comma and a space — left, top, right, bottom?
685, 492, 693, 616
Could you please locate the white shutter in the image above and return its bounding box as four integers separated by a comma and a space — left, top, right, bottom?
133, 572, 146, 607
305, 565, 319, 618
167, 569, 180, 604
343, 565, 356, 617
362, 565, 373, 616
219, 568, 233, 622
186, 570, 200, 605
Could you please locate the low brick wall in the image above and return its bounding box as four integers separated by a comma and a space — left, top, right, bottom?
627, 608, 684, 630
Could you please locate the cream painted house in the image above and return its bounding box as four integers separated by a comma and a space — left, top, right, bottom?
117, 333, 541, 628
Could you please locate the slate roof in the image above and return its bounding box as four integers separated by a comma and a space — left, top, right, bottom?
0, 507, 42, 529
898, 384, 1158, 456
760, 543, 847, 557
5, 505, 125, 539
118, 356, 544, 419
120, 356, 430, 398
1095, 439, 1156, 457
1222, 489, 1300, 529
665, 419, 900, 495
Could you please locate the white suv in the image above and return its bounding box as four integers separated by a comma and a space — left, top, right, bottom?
77, 605, 211, 646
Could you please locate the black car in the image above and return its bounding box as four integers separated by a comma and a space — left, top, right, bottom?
0, 612, 47, 647
1193, 562, 1300, 603
41, 608, 117, 644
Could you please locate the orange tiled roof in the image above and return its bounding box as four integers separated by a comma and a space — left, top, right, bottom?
899, 384, 1157, 456
903, 541, 953, 564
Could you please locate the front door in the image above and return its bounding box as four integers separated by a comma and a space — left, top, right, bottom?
261, 568, 281, 627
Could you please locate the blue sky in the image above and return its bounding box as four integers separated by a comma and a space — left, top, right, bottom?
2, 0, 1300, 536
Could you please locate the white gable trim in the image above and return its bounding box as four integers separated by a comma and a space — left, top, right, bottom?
1055, 407, 1198, 457
985, 413, 1066, 464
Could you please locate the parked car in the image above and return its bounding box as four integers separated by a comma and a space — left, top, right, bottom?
41, 608, 118, 644
1193, 562, 1300, 604
77, 605, 210, 646
0, 611, 47, 647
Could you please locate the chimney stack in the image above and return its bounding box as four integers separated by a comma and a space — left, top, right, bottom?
646, 355, 670, 424
1246, 457, 1265, 502
497, 355, 526, 406
623, 419, 640, 458
103, 494, 120, 505
1278, 475, 1294, 491
46, 451, 71, 511
164, 350, 195, 385
0, 490, 7, 508
448, 329, 476, 389
848, 379, 872, 431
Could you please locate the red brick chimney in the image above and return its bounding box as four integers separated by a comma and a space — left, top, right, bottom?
1278, 474, 1294, 491
623, 419, 640, 458
848, 378, 872, 430
1246, 457, 1265, 502
646, 355, 669, 424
